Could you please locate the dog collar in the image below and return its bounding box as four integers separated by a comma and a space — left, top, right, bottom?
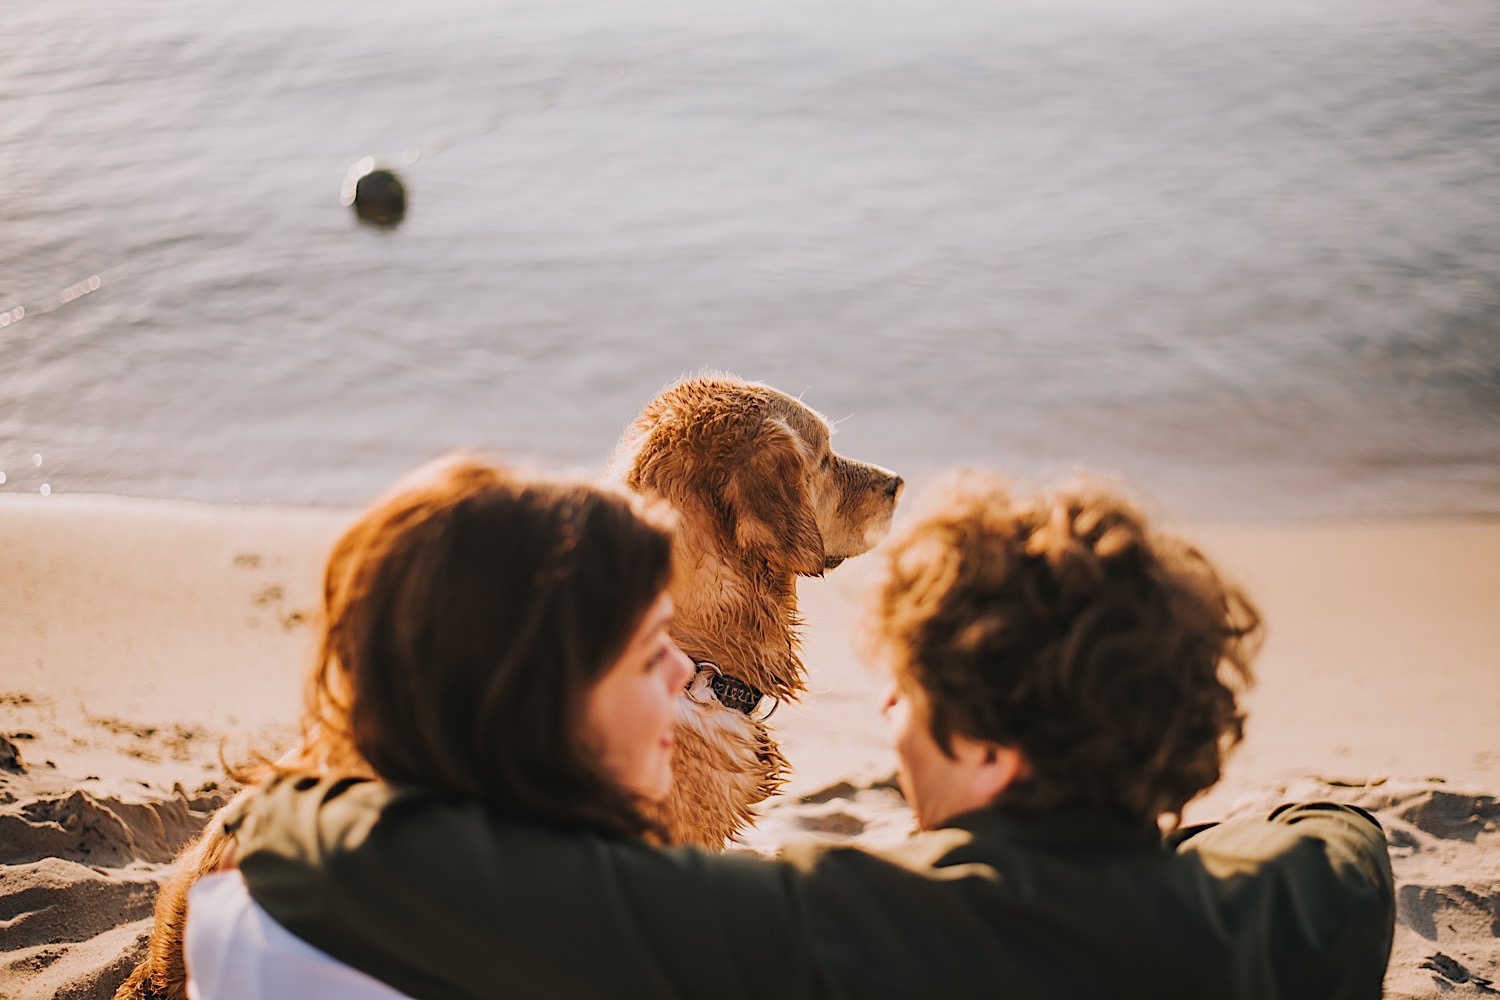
689, 661, 778, 721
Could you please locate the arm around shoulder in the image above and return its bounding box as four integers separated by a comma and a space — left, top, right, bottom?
1179, 801, 1395, 999
231, 774, 830, 1000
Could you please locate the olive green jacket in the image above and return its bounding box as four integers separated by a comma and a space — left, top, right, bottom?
225, 775, 1393, 1000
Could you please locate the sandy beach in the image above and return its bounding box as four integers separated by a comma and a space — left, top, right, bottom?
2, 491, 1497, 999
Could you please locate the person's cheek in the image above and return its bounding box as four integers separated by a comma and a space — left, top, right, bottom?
671, 646, 694, 689
885, 693, 909, 749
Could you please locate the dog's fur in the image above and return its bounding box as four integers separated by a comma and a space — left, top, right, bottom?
609, 375, 902, 846
115, 374, 900, 998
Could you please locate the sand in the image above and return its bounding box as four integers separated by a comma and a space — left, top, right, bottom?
2, 492, 1497, 999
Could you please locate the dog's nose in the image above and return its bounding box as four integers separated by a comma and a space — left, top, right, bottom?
885, 475, 904, 499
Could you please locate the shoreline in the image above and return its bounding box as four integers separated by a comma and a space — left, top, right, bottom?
8, 490, 1498, 794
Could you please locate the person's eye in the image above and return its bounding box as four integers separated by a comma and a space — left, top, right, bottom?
646, 645, 669, 672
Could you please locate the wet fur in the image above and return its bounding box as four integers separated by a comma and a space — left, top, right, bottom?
116, 375, 899, 997
610, 375, 902, 846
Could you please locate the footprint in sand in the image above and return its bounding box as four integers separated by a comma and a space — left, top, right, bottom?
0, 735, 25, 774
799, 780, 860, 805
796, 810, 867, 836
796, 781, 869, 835
252, 583, 284, 606
1348, 782, 1500, 994
249, 582, 310, 632
1395, 789, 1500, 846
236, 552, 311, 631
1399, 883, 1500, 942
1419, 951, 1496, 992
790, 775, 918, 840
799, 772, 904, 805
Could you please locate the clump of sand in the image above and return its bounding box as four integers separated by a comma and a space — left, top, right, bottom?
0, 698, 233, 1000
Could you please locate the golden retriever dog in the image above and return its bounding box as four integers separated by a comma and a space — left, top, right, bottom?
608, 374, 903, 846
116, 373, 900, 998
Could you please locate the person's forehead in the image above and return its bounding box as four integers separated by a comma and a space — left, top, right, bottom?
644, 592, 676, 632
619, 597, 672, 658
642, 591, 673, 625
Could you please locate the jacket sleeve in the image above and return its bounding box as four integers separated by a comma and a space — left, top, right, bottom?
230, 775, 830, 1000
1176, 801, 1396, 1000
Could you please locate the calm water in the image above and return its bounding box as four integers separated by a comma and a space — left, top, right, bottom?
3, 0, 1498, 518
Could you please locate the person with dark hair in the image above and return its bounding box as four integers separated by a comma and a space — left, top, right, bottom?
193, 469, 1394, 999
183, 455, 694, 997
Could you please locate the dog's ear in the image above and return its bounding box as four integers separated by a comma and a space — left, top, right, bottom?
723, 418, 825, 576
618, 409, 702, 512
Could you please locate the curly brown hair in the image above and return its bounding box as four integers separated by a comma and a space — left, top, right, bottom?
867, 471, 1262, 825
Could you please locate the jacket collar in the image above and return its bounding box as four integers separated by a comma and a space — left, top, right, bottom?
946, 803, 1165, 851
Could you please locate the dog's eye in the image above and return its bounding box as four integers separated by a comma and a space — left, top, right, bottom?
819, 454, 831, 470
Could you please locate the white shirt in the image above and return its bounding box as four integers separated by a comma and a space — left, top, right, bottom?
185, 871, 412, 1000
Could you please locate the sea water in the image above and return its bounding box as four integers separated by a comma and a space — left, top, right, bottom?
3, 0, 1497, 518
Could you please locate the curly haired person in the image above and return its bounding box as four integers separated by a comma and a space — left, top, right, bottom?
199, 468, 1394, 1000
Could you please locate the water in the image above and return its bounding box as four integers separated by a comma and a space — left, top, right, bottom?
3, 0, 1498, 518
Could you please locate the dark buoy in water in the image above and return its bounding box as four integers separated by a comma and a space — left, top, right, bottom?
341, 158, 406, 228
354, 170, 405, 225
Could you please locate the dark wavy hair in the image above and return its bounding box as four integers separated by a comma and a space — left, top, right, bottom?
297, 454, 675, 839
867, 472, 1262, 825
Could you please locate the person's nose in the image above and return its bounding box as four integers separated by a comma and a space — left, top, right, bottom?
880, 683, 899, 716
669, 641, 695, 688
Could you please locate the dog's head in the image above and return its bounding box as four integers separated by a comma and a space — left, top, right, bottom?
610, 375, 903, 577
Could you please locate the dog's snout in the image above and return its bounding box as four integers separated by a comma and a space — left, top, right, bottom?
885, 474, 904, 500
